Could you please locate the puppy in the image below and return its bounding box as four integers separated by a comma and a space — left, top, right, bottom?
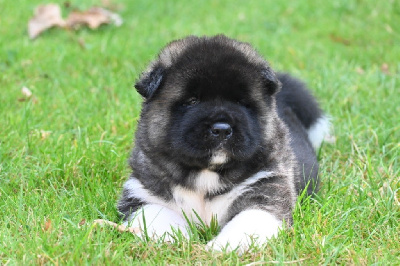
117, 35, 329, 252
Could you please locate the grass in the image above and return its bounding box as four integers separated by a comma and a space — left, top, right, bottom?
1, 0, 399, 264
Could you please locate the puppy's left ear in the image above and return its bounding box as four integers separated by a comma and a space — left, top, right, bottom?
135, 65, 164, 99
261, 68, 281, 95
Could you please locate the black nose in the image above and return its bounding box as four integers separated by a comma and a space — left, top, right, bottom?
210, 122, 233, 140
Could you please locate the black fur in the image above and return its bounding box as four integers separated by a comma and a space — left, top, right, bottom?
135, 65, 164, 99
276, 73, 322, 129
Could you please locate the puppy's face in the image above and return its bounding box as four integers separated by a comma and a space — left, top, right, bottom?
136, 36, 280, 168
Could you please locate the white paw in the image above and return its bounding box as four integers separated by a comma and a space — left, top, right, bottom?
206, 209, 282, 253
124, 204, 189, 242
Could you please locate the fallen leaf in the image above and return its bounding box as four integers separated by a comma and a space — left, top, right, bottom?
22, 86, 33, 98
93, 219, 141, 234
355, 67, 365, 75
64, 1, 71, 8
21, 60, 33, 67
66, 7, 122, 29
381, 63, 390, 75
77, 38, 86, 49
28, 4, 66, 39
329, 34, 351, 46
43, 218, 52, 232
19, 86, 39, 103
40, 130, 52, 140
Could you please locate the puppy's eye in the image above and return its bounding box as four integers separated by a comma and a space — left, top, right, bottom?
183, 97, 199, 106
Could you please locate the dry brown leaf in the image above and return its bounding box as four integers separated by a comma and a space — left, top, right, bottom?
43, 218, 52, 232
64, 1, 72, 8
77, 38, 86, 49
355, 67, 365, 75
329, 33, 351, 46
28, 4, 122, 39
78, 218, 86, 226
93, 219, 141, 234
40, 130, 52, 140
28, 4, 66, 39
381, 63, 390, 75
66, 7, 122, 29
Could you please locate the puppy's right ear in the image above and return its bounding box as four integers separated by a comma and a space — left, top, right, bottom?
135, 65, 164, 99
261, 68, 281, 95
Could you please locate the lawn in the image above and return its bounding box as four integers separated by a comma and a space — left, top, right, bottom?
1, 0, 399, 264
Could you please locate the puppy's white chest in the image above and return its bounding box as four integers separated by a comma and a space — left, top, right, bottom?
172, 170, 228, 224
193, 170, 222, 193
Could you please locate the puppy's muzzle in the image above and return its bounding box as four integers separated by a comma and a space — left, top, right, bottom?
210, 122, 233, 140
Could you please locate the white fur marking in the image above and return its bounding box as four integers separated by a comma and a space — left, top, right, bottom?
307, 115, 331, 150
172, 170, 274, 225
123, 204, 189, 241
207, 209, 282, 253
207, 170, 273, 225
124, 178, 170, 208
239, 170, 273, 187
210, 151, 228, 165
173, 185, 205, 221
124, 171, 274, 235
195, 170, 223, 193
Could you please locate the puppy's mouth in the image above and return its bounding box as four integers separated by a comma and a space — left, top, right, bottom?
174, 118, 259, 167
206, 124, 237, 165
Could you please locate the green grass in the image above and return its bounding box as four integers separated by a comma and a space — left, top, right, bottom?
1, 0, 399, 264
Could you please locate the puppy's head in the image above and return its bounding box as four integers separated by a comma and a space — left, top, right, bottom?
136, 35, 280, 168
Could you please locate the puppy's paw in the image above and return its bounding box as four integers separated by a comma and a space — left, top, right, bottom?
206, 230, 249, 253
206, 209, 282, 253
124, 204, 189, 242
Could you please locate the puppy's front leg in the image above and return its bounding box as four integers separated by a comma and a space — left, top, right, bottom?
207, 209, 282, 252
124, 204, 189, 241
